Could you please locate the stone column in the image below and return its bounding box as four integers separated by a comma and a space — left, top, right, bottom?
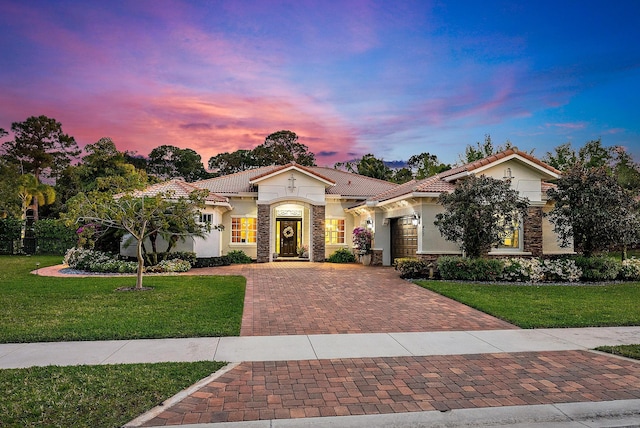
523, 206, 543, 257
256, 204, 271, 263
311, 205, 325, 262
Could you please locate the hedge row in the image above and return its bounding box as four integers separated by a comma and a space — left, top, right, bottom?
394, 255, 640, 282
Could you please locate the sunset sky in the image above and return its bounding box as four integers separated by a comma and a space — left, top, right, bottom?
1, 0, 639, 168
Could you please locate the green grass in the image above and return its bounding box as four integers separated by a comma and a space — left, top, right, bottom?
596, 344, 640, 360
0, 255, 245, 343
0, 361, 225, 427
416, 280, 640, 328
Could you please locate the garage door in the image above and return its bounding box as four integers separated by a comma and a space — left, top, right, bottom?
391, 217, 417, 262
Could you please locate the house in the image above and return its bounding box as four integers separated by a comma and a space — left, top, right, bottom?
121, 148, 573, 264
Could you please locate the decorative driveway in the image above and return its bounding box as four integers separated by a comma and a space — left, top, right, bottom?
141, 350, 640, 426
188, 262, 517, 336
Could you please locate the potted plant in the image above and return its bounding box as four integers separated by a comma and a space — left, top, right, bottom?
297, 244, 309, 258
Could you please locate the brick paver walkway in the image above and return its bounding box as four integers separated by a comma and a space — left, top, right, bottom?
190, 263, 516, 336
142, 350, 640, 425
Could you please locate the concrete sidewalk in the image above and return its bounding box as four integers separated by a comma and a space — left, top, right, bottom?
2, 327, 639, 369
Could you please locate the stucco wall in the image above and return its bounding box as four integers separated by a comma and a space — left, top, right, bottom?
256, 171, 327, 203
542, 205, 574, 254
220, 198, 258, 259
477, 160, 543, 202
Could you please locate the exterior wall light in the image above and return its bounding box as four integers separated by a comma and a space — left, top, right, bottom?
411, 213, 420, 226
366, 218, 373, 229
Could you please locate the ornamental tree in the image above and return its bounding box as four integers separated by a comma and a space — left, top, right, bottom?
546, 163, 640, 257
65, 189, 211, 289
434, 175, 529, 258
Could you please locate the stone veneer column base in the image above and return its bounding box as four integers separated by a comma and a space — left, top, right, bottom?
256, 204, 271, 263
523, 206, 543, 257
311, 205, 325, 262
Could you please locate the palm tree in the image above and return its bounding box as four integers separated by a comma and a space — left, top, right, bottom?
17, 174, 56, 222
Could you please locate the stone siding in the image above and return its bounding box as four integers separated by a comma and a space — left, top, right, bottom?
523, 206, 543, 257
371, 249, 383, 266
311, 205, 325, 262
257, 204, 270, 263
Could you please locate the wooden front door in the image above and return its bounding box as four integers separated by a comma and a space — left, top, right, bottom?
279, 219, 299, 257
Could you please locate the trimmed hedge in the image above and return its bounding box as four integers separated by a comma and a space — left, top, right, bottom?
437, 257, 504, 281
193, 256, 232, 268
34, 219, 77, 255
434, 256, 587, 282
573, 256, 620, 282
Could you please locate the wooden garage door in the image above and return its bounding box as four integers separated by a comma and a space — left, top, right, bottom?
391, 217, 417, 262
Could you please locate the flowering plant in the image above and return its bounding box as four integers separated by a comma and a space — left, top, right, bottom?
297, 244, 309, 257
352, 226, 372, 255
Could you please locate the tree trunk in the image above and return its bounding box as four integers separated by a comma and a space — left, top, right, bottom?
136, 238, 144, 289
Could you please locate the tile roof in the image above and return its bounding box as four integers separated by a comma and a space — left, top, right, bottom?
195, 164, 397, 198
365, 148, 560, 204
439, 148, 562, 180
127, 179, 229, 203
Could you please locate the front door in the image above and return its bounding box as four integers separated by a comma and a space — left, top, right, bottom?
278, 219, 300, 257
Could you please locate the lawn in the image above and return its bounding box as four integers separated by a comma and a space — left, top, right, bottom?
596, 344, 640, 360
1, 361, 225, 427
416, 280, 640, 328
0, 255, 246, 342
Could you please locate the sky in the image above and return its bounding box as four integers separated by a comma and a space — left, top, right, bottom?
1, 0, 639, 168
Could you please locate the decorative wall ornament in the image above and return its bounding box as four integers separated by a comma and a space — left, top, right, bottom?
276, 209, 303, 217
282, 226, 295, 238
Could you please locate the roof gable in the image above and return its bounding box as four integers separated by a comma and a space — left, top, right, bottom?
441, 148, 561, 182
365, 147, 560, 205
249, 163, 336, 187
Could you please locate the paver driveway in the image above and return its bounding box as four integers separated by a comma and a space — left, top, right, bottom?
189, 262, 517, 336
136, 263, 640, 426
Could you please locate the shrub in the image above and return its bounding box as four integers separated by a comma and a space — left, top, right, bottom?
64, 247, 137, 273
620, 258, 640, 280
0, 218, 22, 254
226, 250, 253, 264
326, 248, 356, 263
146, 259, 192, 273
573, 256, 620, 281
33, 219, 77, 255
194, 256, 232, 268
394, 258, 429, 279
499, 258, 544, 282
540, 258, 582, 282
437, 256, 504, 281
164, 251, 197, 266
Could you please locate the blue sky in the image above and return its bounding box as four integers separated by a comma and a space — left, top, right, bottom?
1, 0, 638, 167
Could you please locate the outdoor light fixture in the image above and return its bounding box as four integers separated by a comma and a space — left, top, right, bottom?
366, 218, 373, 229
411, 212, 420, 226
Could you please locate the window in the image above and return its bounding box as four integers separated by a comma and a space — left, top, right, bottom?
325, 218, 345, 244
232, 217, 257, 243
199, 213, 213, 223
498, 216, 521, 249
